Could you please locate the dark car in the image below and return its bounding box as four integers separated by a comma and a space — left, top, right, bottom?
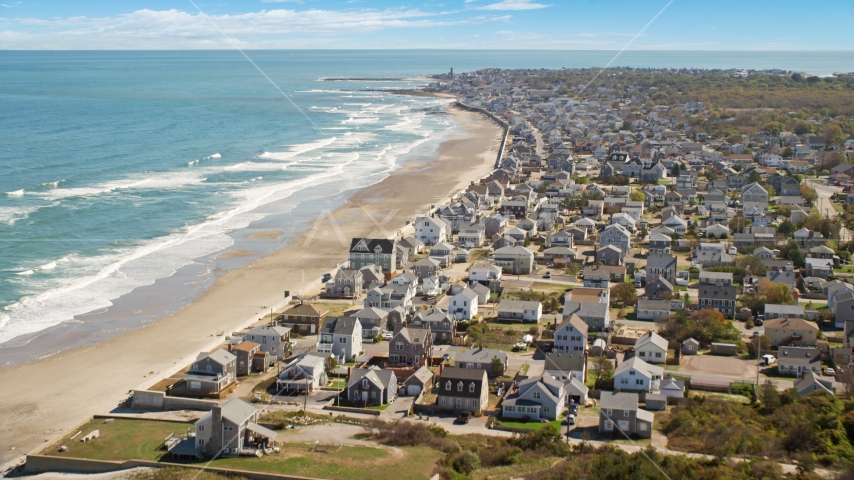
754, 318, 763, 326
456, 411, 471, 424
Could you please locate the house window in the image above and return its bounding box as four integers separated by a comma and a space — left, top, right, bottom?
445, 381, 452, 391
457, 382, 464, 392
533, 392, 541, 399
624, 410, 630, 417
544, 406, 549, 412
199, 425, 205, 432
469, 383, 475, 393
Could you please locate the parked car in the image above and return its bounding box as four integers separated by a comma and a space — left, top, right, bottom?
825, 367, 836, 376
381, 331, 393, 341
456, 411, 471, 424
442, 353, 452, 361
754, 319, 763, 326
543, 270, 552, 279
565, 414, 576, 426
569, 403, 580, 415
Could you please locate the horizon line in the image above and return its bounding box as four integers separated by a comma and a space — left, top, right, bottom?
2, 48, 854, 52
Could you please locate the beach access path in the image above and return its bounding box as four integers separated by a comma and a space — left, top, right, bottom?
0, 105, 503, 471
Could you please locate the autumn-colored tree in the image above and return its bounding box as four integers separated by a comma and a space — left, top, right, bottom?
824, 124, 846, 146
759, 278, 794, 305
691, 308, 725, 325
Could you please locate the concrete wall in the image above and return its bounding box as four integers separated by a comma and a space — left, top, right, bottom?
453, 102, 509, 169
25, 455, 319, 480
130, 390, 218, 411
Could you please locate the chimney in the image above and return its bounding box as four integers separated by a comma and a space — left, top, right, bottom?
211, 406, 223, 455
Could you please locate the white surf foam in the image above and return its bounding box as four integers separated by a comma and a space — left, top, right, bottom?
0, 95, 460, 346
5, 189, 24, 197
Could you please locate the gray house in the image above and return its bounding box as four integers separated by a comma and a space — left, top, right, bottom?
181, 349, 237, 396
194, 398, 275, 458
502, 376, 566, 421
437, 367, 489, 413
453, 348, 508, 377
562, 301, 610, 331
599, 392, 654, 439
317, 317, 363, 362
599, 224, 632, 257
245, 325, 292, 361
349, 238, 406, 274
646, 253, 676, 285
346, 366, 397, 406
493, 245, 535, 275
595, 245, 623, 267
389, 325, 433, 367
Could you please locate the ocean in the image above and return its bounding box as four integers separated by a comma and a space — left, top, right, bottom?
0, 49, 852, 364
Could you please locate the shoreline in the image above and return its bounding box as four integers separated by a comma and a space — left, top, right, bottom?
0, 104, 501, 470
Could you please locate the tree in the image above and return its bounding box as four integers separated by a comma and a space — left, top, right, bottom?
759, 379, 781, 411
630, 190, 645, 202
591, 355, 614, 385
672, 162, 681, 177
777, 220, 796, 237
763, 121, 785, 137
748, 170, 762, 184
325, 356, 338, 372
490, 355, 505, 377
782, 146, 794, 158
824, 124, 845, 146
622, 120, 632, 131
746, 335, 771, 358
786, 240, 805, 268
736, 254, 767, 276
611, 282, 637, 307
732, 164, 742, 172
800, 183, 818, 204
741, 278, 794, 312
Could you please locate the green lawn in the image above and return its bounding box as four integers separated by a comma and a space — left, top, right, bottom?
834, 266, 854, 274
47, 418, 195, 461
335, 399, 391, 410
48, 418, 440, 480
498, 415, 564, 431
328, 380, 347, 390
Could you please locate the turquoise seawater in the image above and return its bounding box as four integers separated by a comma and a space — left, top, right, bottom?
0, 50, 852, 352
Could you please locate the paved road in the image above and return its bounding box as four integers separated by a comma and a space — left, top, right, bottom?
808, 179, 851, 242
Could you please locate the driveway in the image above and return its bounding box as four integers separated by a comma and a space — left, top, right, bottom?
381, 395, 416, 419
680, 355, 757, 377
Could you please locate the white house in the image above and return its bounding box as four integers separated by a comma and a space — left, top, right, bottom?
633, 332, 669, 364
553, 314, 588, 354
414, 216, 449, 245
614, 356, 663, 393
450, 288, 479, 320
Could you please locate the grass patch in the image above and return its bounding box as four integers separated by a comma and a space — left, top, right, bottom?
497, 415, 563, 431
335, 399, 391, 410
210, 443, 440, 480
47, 418, 194, 461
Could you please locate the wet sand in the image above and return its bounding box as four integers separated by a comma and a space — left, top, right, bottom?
0, 106, 502, 469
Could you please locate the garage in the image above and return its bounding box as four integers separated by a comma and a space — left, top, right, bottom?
407, 385, 422, 396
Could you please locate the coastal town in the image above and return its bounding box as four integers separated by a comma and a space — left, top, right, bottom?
17, 68, 854, 479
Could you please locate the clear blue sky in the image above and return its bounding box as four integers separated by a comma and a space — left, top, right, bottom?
1, 0, 852, 50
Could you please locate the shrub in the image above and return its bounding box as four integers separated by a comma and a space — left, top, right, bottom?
449, 451, 481, 475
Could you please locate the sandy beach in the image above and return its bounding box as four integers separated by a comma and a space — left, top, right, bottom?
0, 106, 502, 470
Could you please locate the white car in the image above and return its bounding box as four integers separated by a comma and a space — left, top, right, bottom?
381, 331, 393, 341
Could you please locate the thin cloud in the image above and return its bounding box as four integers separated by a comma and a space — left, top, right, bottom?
0, 7, 511, 49
477, 0, 549, 10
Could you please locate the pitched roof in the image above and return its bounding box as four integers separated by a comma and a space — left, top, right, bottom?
599, 391, 639, 411
634, 332, 669, 351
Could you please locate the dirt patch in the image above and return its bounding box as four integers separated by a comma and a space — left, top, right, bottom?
681, 355, 756, 377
